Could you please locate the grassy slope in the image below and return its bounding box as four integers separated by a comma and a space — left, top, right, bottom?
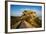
11, 16, 21, 28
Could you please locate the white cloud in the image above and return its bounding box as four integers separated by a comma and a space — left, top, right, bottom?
15, 12, 23, 16
11, 11, 23, 16
11, 8, 42, 16
20, 8, 31, 11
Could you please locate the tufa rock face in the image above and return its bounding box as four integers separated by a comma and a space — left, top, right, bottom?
21, 10, 42, 27
23, 10, 36, 17
21, 10, 37, 19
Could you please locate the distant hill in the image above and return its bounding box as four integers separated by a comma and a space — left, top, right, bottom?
11, 16, 21, 28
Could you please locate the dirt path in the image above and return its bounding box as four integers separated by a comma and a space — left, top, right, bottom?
12, 20, 35, 29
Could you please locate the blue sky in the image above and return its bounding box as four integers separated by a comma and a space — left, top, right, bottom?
10, 5, 42, 16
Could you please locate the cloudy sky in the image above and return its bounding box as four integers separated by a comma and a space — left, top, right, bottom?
10, 5, 42, 16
